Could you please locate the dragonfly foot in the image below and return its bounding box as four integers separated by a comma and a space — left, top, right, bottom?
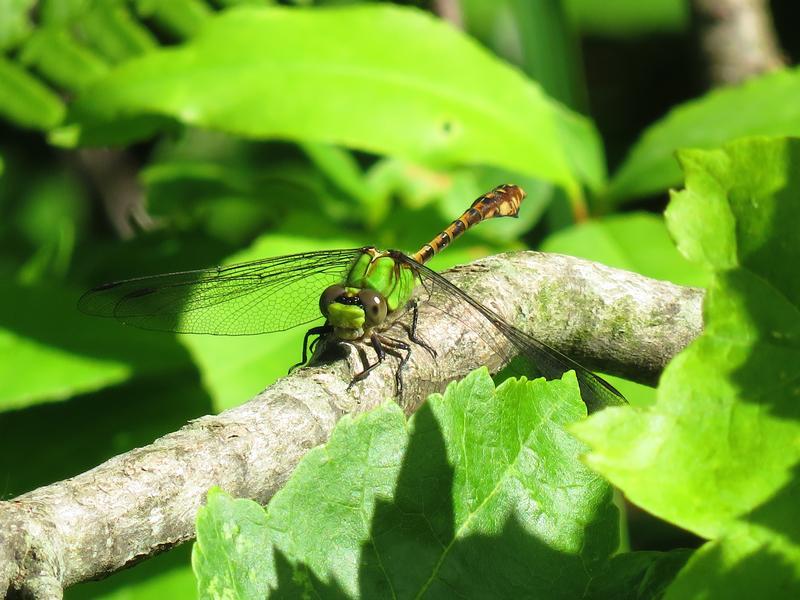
290, 325, 332, 375
405, 299, 436, 359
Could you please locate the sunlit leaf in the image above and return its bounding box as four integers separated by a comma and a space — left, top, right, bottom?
193, 370, 619, 597
63, 5, 604, 197
574, 137, 800, 598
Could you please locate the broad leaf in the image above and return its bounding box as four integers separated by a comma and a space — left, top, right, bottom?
193, 369, 619, 598
61, 5, 605, 196
607, 68, 800, 203
574, 137, 800, 597
585, 550, 692, 600
0, 280, 189, 410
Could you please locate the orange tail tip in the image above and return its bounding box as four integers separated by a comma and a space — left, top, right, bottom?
412, 184, 526, 264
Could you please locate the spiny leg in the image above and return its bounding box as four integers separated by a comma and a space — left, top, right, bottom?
346, 333, 411, 396
289, 325, 331, 373
402, 300, 436, 358
377, 334, 411, 396
347, 332, 386, 390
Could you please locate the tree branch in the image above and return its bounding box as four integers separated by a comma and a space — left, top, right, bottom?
691, 0, 786, 85
0, 252, 703, 598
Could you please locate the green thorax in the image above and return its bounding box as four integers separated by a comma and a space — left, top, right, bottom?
345, 249, 416, 312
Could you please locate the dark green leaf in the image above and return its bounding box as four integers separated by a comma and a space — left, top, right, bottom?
77, 1, 157, 63
19, 28, 109, 92
0, 280, 191, 410
565, 0, 688, 37
135, 0, 212, 39
586, 550, 692, 600
194, 369, 618, 598
0, 57, 64, 129
607, 68, 800, 203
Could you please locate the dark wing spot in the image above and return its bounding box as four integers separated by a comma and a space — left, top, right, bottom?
126, 287, 158, 299
92, 281, 123, 292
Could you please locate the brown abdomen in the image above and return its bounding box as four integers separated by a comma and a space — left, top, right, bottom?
411, 184, 526, 264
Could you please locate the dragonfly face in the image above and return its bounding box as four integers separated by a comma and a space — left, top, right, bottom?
319, 285, 387, 340
319, 247, 416, 341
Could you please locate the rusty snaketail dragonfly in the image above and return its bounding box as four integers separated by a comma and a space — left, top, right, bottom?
79, 185, 625, 411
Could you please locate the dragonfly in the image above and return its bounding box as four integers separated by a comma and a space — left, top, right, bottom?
79, 184, 625, 411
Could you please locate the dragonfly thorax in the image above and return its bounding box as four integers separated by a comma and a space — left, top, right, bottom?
320, 284, 388, 340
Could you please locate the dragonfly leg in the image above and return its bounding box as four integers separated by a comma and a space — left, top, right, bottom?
289, 325, 332, 373
403, 300, 437, 358
377, 334, 411, 396
347, 332, 386, 390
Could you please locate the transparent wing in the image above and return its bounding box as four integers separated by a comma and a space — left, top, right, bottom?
396, 254, 626, 411
78, 248, 363, 335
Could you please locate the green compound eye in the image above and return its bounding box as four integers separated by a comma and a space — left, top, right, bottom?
319, 285, 346, 317
358, 289, 387, 326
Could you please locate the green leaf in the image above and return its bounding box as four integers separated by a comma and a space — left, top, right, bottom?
607, 68, 800, 203
585, 550, 692, 600
67, 546, 196, 600
19, 27, 109, 92
663, 478, 800, 599
193, 369, 618, 598
193, 488, 275, 599
63, 5, 603, 196
0, 0, 35, 50
565, 0, 688, 37
460, 0, 587, 110
77, 1, 157, 63
300, 142, 379, 217
179, 233, 362, 412
135, 0, 211, 39
0, 56, 65, 129
0, 371, 211, 497
573, 137, 800, 597
0, 280, 190, 410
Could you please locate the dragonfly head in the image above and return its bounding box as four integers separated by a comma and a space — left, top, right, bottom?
320, 285, 388, 340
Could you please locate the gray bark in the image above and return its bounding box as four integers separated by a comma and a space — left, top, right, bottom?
0, 252, 704, 598
692, 0, 785, 85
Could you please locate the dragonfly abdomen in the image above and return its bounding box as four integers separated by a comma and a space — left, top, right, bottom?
411, 184, 526, 264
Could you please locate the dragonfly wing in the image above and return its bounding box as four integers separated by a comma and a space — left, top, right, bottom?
396, 254, 626, 411
78, 248, 363, 335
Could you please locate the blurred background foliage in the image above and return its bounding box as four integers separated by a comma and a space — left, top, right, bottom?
0, 0, 797, 597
